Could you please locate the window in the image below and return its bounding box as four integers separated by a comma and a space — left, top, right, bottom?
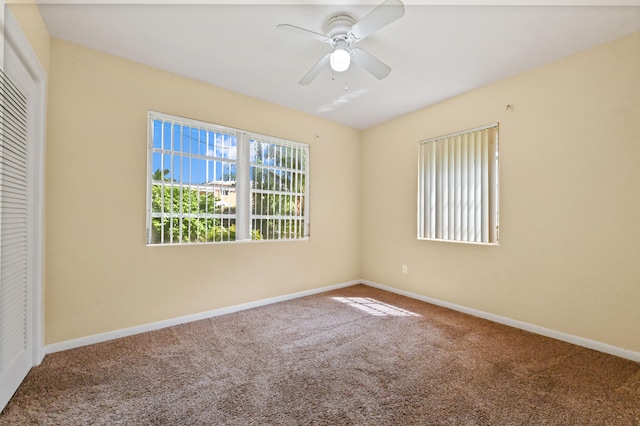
146, 112, 309, 245
418, 124, 499, 244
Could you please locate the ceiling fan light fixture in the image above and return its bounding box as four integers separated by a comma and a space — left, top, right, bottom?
278, 0, 405, 85
330, 48, 351, 72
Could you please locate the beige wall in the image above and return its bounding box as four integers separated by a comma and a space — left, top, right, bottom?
45, 39, 361, 344
360, 33, 640, 352
7, 1, 50, 73
19, 1, 640, 354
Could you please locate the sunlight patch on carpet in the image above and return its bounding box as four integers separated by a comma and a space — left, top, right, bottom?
332, 297, 420, 317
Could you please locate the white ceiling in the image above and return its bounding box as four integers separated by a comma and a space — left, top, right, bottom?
37, 1, 640, 129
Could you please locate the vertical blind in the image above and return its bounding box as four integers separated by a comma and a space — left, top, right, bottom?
418, 124, 499, 244
0, 68, 29, 376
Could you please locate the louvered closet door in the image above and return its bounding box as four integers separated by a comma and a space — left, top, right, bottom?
0, 44, 33, 410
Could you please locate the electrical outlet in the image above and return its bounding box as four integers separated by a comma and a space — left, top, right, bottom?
402, 264, 408, 274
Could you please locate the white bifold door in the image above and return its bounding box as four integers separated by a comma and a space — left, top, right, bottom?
0, 6, 45, 412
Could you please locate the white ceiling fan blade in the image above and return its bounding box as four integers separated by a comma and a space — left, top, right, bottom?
277, 24, 331, 43
350, 48, 391, 80
299, 53, 331, 85
349, 0, 405, 41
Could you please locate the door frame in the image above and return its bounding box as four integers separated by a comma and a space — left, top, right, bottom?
3, 5, 47, 367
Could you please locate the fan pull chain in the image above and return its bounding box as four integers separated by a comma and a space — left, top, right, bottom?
345, 68, 349, 92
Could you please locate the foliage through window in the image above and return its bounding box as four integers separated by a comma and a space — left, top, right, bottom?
418, 124, 499, 244
147, 112, 309, 245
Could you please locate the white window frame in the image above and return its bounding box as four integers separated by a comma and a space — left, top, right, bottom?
146, 111, 309, 245
418, 123, 499, 245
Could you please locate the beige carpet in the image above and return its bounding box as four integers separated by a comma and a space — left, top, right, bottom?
2, 284, 639, 425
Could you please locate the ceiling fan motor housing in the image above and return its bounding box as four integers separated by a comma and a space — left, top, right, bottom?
324, 14, 357, 39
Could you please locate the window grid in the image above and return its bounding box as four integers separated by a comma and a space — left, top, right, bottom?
148, 114, 238, 244
147, 112, 309, 245
250, 135, 308, 241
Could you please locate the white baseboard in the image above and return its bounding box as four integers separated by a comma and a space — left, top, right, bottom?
46, 279, 640, 363
45, 280, 359, 354
362, 280, 640, 363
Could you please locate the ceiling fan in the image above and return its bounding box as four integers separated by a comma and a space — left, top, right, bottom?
277, 0, 405, 85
